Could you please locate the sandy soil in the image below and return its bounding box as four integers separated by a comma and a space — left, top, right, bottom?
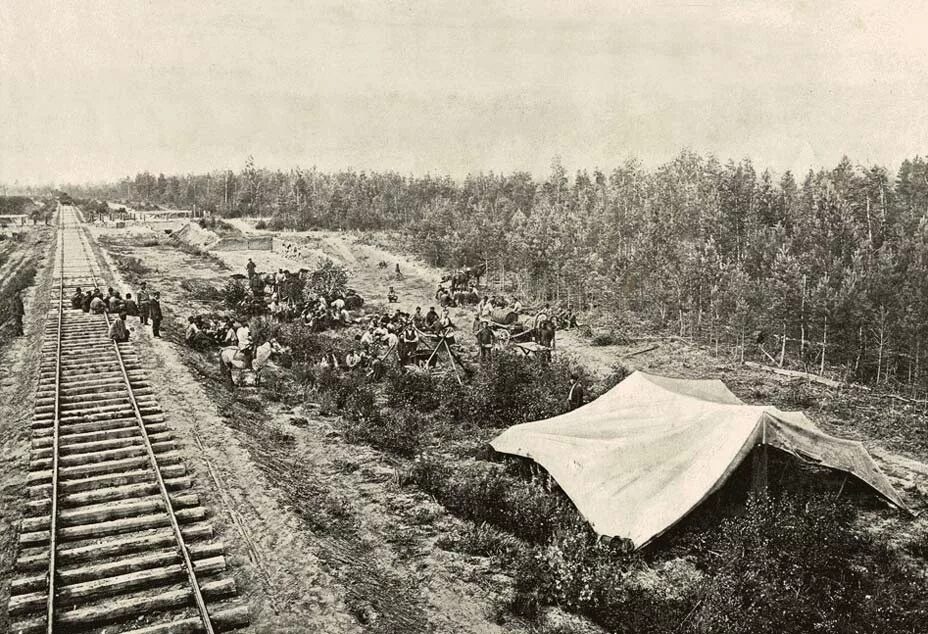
88, 218, 928, 632
92, 226, 527, 634
0, 227, 55, 632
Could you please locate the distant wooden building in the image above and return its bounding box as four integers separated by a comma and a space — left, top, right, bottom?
0, 214, 28, 226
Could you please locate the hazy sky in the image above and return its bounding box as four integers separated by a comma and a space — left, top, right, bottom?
1, 1, 927, 185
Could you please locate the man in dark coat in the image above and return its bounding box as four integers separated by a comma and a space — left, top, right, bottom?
568, 374, 585, 410
475, 320, 495, 362
149, 291, 163, 338
137, 282, 151, 325
123, 293, 139, 317
424, 306, 439, 331
10, 290, 25, 336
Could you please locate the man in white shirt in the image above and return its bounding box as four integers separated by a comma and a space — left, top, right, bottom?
236, 321, 253, 369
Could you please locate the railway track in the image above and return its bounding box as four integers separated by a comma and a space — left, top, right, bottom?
8, 206, 249, 633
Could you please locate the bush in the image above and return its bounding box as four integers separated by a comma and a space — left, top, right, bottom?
254, 219, 267, 229
590, 331, 618, 346
115, 256, 150, 283
305, 258, 349, 299
441, 352, 587, 428
689, 493, 928, 634
222, 278, 249, 311
344, 407, 426, 457
436, 522, 526, 566
386, 370, 456, 412
407, 456, 574, 544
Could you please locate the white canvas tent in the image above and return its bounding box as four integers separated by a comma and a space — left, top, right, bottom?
491, 371, 907, 550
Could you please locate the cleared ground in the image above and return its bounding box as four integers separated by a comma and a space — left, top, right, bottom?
73, 218, 928, 632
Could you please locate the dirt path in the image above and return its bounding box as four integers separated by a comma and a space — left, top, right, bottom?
0, 227, 54, 632
91, 226, 528, 634
91, 229, 360, 633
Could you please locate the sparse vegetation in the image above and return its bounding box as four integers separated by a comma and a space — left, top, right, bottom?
87, 192, 928, 634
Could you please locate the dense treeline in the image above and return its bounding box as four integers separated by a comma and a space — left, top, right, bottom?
67, 152, 928, 389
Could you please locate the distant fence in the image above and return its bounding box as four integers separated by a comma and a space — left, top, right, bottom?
211, 236, 273, 251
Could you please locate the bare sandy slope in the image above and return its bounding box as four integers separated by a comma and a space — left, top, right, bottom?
0, 228, 54, 632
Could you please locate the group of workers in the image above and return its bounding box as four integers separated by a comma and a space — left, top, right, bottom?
69, 281, 163, 342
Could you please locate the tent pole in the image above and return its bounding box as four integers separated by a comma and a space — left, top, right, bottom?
835, 473, 849, 501
444, 339, 464, 386
752, 444, 768, 493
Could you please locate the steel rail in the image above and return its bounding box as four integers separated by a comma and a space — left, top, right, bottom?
68, 212, 216, 634
44, 204, 65, 634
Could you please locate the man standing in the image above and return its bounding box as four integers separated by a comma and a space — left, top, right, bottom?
399, 323, 419, 365
475, 320, 495, 363
109, 311, 130, 343
149, 292, 163, 338
246, 258, 256, 279
568, 374, 585, 411
137, 282, 151, 325
10, 290, 25, 336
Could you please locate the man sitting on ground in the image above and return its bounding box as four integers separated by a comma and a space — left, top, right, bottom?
387, 286, 398, 303
345, 349, 362, 369
124, 293, 139, 317
424, 306, 439, 331
109, 311, 130, 343
71, 287, 84, 310
412, 306, 425, 330
90, 292, 108, 314
185, 316, 204, 346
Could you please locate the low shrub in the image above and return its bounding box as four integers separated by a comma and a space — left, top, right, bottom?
436, 522, 526, 566
590, 331, 618, 346
179, 279, 223, 301
344, 407, 425, 457
688, 493, 928, 634
222, 278, 249, 312
115, 255, 150, 283
254, 219, 268, 229
517, 519, 697, 633
407, 456, 574, 544
0, 262, 37, 341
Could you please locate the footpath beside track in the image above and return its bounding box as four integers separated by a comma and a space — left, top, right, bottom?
7, 206, 248, 633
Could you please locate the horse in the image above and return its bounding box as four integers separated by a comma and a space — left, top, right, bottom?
533, 319, 556, 351
454, 289, 479, 306
436, 288, 456, 307
219, 339, 287, 387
